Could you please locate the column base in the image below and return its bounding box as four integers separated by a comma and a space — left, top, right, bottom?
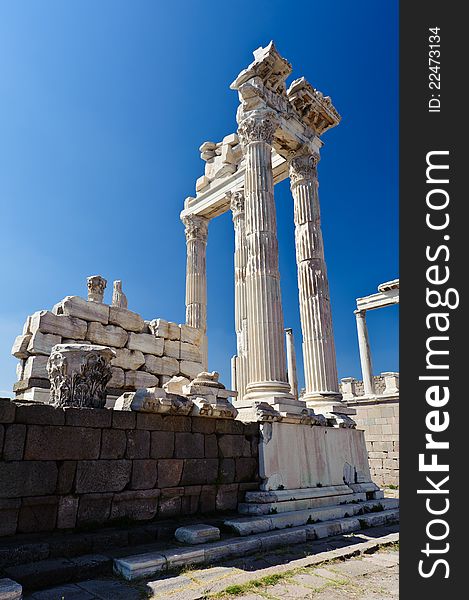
304, 392, 356, 416
243, 381, 295, 403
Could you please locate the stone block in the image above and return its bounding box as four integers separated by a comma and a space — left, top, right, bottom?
126, 430, 150, 459
180, 342, 202, 363
75, 460, 132, 493
218, 434, 244, 458
30, 311, 87, 340
25, 425, 101, 460
216, 484, 238, 511
56, 461, 77, 494
218, 458, 235, 483
127, 333, 164, 356
181, 494, 199, 516
16, 361, 24, 381
150, 431, 174, 459
77, 493, 113, 526
110, 490, 160, 521
0, 579, 22, 600
175, 432, 204, 459
164, 340, 180, 359
3, 424, 26, 461
158, 492, 182, 518
179, 324, 203, 347
0, 499, 20, 536
179, 360, 204, 379
192, 417, 216, 435
205, 434, 218, 458
124, 371, 158, 389
148, 319, 180, 341
15, 403, 65, 425
109, 306, 145, 333
114, 551, 166, 581
144, 355, 179, 377
181, 459, 218, 485
101, 429, 127, 459
64, 408, 112, 428
131, 460, 158, 490
54, 296, 109, 325
0, 399, 15, 424
112, 410, 136, 429
17, 496, 58, 533
86, 322, 128, 348
156, 459, 183, 488
136, 413, 191, 432
111, 348, 145, 371
11, 334, 32, 359
109, 367, 125, 388
23, 355, 49, 380
199, 485, 216, 513
175, 524, 220, 545
235, 457, 258, 482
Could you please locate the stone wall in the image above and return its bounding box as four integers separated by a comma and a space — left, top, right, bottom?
11, 294, 204, 404
339, 375, 386, 397
347, 399, 399, 487
0, 398, 259, 537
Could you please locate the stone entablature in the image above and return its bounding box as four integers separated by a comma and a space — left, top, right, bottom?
0, 398, 260, 537
11, 277, 204, 403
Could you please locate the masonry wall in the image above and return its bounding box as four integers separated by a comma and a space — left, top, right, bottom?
350, 399, 399, 487
0, 399, 260, 537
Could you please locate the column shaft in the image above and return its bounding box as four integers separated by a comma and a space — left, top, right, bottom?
182, 214, 209, 370
285, 328, 299, 400
355, 310, 375, 395
290, 154, 340, 403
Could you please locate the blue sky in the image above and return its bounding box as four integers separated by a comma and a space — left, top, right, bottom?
0, 0, 398, 396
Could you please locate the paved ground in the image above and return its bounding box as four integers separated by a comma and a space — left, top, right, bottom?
24, 526, 398, 599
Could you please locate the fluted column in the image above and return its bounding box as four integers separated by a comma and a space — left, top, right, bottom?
231, 190, 249, 402
182, 214, 209, 370
355, 310, 375, 395
285, 328, 299, 400
238, 113, 292, 403
289, 153, 341, 406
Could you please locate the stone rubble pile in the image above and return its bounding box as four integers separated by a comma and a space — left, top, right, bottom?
11, 276, 204, 404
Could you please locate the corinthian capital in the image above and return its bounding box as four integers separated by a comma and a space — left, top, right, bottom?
181, 214, 209, 243
289, 152, 320, 186
230, 190, 245, 220
237, 113, 278, 147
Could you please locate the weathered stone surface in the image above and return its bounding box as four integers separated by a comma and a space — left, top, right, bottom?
156, 459, 183, 488
218, 434, 244, 458
23, 355, 49, 379
181, 459, 218, 485
75, 460, 132, 493
86, 323, 128, 348
192, 417, 216, 434
109, 306, 145, 333
205, 434, 218, 458
77, 493, 113, 526
158, 490, 182, 518
124, 371, 158, 390
3, 425, 26, 461
18, 495, 58, 533
235, 457, 258, 482
130, 460, 158, 490
15, 362, 24, 381
11, 334, 32, 359
100, 429, 127, 459
163, 340, 180, 359
14, 403, 63, 425
127, 333, 164, 356
64, 407, 112, 428
54, 296, 109, 325
175, 524, 220, 545
219, 458, 235, 483
57, 496, 79, 529
179, 360, 204, 379
126, 430, 150, 459
0, 578, 22, 600
216, 484, 239, 511
0, 499, 20, 536
163, 376, 190, 395
110, 490, 160, 521
111, 348, 145, 371
144, 355, 179, 377
109, 367, 125, 389
112, 410, 136, 429
175, 432, 204, 459
0, 400, 15, 424
148, 319, 180, 341
180, 342, 202, 363
24, 426, 101, 460
0, 462, 58, 498
179, 325, 203, 347
26, 331, 61, 356
150, 431, 174, 459
56, 461, 77, 494
30, 311, 87, 340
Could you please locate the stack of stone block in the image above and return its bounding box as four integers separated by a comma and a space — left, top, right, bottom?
11, 295, 204, 404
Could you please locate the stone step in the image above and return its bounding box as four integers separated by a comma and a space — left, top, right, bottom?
239, 491, 368, 515
224, 498, 399, 536
113, 508, 399, 581
244, 484, 353, 504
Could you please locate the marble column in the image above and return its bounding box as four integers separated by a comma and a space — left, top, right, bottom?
355, 309, 375, 395
231, 190, 249, 403
182, 214, 209, 370
285, 328, 299, 400
289, 153, 341, 406
238, 113, 293, 404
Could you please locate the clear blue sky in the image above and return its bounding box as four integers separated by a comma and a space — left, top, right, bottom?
0, 0, 398, 396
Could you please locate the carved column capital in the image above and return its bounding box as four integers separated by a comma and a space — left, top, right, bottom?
230, 190, 245, 221
87, 275, 107, 303
289, 152, 320, 187
238, 113, 278, 147
181, 214, 209, 244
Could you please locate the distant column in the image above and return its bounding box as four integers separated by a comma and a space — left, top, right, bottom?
355, 310, 375, 395
182, 214, 209, 370
285, 328, 299, 400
